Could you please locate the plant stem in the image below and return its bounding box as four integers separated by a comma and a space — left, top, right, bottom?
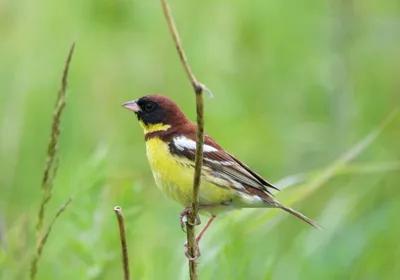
160, 1, 207, 279
114, 206, 131, 280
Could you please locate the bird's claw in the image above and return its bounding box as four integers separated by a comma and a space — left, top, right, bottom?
179, 207, 201, 231
180, 214, 187, 231
184, 241, 201, 261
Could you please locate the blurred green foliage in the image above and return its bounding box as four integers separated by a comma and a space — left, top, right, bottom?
1, 0, 399, 279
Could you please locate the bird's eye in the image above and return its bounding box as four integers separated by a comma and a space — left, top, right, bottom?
144, 102, 155, 112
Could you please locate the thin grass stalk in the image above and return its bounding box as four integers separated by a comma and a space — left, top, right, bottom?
30, 42, 76, 280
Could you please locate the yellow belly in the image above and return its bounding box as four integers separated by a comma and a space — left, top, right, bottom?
146, 138, 235, 207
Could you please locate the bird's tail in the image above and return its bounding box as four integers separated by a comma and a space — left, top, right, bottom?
249, 188, 322, 229
278, 203, 322, 230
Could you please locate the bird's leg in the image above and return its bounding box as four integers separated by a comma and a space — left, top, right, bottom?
195, 215, 216, 243
179, 200, 231, 231
180, 200, 231, 260
184, 215, 216, 261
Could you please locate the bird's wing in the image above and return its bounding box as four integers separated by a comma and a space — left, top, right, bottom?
168, 135, 279, 195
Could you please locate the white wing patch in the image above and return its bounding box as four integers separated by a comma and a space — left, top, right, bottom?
173, 136, 218, 152
204, 158, 234, 166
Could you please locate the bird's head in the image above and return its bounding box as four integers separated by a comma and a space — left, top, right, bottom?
122, 95, 189, 134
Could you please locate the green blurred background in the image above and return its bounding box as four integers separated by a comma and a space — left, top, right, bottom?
1, 0, 399, 279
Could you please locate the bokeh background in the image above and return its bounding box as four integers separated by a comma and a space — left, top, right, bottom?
1, 0, 400, 279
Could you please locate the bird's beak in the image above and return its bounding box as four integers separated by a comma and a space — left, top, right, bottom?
122, 100, 141, 113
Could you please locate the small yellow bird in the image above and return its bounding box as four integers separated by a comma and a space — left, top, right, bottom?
122, 95, 320, 256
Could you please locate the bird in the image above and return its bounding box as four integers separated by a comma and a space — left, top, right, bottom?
122, 94, 321, 258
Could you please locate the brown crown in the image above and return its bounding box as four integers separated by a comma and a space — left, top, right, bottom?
140, 94, 190, 126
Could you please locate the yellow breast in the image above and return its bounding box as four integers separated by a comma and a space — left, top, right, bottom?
145, 137, 235, 207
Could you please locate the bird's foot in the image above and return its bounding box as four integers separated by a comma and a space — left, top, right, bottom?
184, 240, 201, 261
179, 207, 201, 231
